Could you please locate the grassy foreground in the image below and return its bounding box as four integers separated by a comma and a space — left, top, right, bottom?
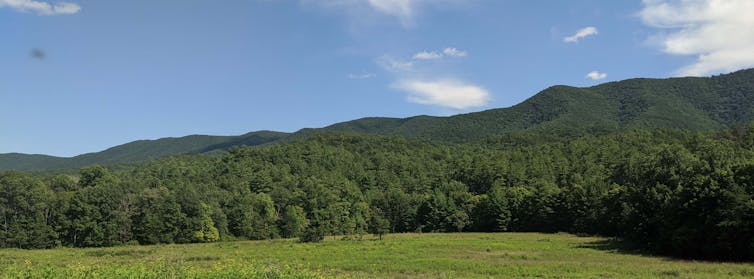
1, 233, 753, 278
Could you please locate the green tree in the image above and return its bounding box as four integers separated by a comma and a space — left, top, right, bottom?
132, 187, 186, 245
0, 172, 57, 248
368, 207, 390, 240
281, 205, 309, 238
63, 167, 124, 247
228, 193, 278, 240
193, 203, 220, 242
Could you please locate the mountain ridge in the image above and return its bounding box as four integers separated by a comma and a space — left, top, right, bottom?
3, 68, 754, 171
0, 131, 289, 171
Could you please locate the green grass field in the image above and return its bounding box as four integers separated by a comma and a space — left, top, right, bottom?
1, 233, 753, 278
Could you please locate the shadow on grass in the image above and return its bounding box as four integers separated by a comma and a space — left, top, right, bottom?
576, 238, 664, 258
84, 250, 154, 258
578, 238, 754, 264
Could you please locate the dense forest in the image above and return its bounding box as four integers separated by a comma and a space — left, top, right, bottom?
2, 126, 754, 261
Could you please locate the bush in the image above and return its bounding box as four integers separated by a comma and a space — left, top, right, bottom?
299, 226, 325, 243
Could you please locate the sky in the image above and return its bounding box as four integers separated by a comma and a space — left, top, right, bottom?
2, 0, 754, 157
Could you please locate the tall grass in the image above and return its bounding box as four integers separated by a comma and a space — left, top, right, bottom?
1, 260, 326, 279
2, 233, 753, 278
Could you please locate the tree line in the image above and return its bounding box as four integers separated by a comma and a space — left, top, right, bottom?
1, 127, 754, 260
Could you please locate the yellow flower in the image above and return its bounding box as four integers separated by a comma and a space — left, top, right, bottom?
24, 259, 32, 266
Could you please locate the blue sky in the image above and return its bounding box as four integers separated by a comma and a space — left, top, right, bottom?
2, 0, 753, 156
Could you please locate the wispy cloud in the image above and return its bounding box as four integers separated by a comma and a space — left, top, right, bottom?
411, 47, 467, 60
301, 0, 468, 27
585, 71, 607, 81
640, 0, 754, 76
367, 0, 414, 21
377, 55, 415, 72
442, 47, 467, 57
0, 0, 80, 15
394, 79, 490, 109
348, 73, 377, 79
412, 51, 443, 60
563, 26, 598, 43
380, 47, 484, 109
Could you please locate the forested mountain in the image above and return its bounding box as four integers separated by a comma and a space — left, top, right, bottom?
307, 68, 754, 141
3, 68, 754, 171
0, 131, 287, 171
3, 69, 754, 260
3, 127, 754, 260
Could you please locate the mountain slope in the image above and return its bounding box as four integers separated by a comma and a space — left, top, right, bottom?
303, 69, 754, 142
3, 69, 754, 171
0, 131, 288, 171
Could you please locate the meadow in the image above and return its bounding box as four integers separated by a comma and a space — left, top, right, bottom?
1, 233, 753, 278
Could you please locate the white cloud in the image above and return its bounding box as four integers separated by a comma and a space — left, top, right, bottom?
412, 51, 442, 60
411, 47, 467, 60
585, 71, 607, 80
442, 47, 467, 57
348, 73, 377, 79
640, 0, 754, 76
367, 0, 414, 20
394, 79, 490, 109
0, 0, 80, 15
377, 55, 414, 72
379, 48, 477, 109
563, 26, 599, 43
300, 0, 418, 25
301, 0, 467, 26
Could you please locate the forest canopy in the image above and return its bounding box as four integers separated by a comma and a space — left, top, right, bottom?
2, 126, 754, 260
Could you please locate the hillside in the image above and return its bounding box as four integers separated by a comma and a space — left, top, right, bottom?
2, 69, 754, 171
307, 69, 754, 142
0, 131, 288, 171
